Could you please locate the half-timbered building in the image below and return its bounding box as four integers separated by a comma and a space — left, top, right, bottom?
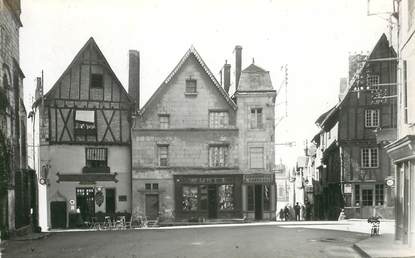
33, 38, 134, 229
316, 34, 397, 219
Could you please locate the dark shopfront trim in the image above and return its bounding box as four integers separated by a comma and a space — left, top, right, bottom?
174, 174, 243, 220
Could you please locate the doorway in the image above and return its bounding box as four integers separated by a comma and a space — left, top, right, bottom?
76, 188, 95, 222
50, 201, 67, 228
105, 188, 116, 215
361, 188, 373, 218
145, 194, 159, 220
208, 186, 218, 219
255, 185, 263, 220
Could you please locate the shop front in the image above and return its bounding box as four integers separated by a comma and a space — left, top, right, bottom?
174, 174, 242, 220
242, 174, 276, 220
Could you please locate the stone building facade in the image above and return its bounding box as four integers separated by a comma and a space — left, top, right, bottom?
132, 46, 276, 222
0, 0, 34, 238
385, 0, 415, 248
33, 38, 134, 229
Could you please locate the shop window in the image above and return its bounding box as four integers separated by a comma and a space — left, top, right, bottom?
250, 108, 263, 129
209, 145, 228, 167
159, 114, 169, 129
247, 185, 254, 211
375, 184, 384, 205
263, 185, 271, 211
361, 148, 378, 168
365, 109, 379, 128
158, 145, 168, 166
218, 185, 234, 210
249, 147, 264, 169
200, 185, 208, 211
354, 184, 360, 206
209, 111, 229, 128
182, 186, 198, 211
90, 73, 103, 88
185, 79, 197, 94
74, 110, 96, 136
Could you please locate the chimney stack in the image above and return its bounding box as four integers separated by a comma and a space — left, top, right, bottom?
128, 50, 140, 111
223, 61, 231, 94
235, 45, 242, 90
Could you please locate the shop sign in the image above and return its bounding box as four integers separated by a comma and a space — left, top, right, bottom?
344, 183, 352, 194
177, 177, 233, 184
243, 174, 274, 184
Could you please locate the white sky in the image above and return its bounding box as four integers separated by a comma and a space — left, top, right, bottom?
20, 0, 393, 167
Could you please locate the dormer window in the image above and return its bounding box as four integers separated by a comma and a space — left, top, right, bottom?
91, 73, 103, 88
185, 79, 197, 94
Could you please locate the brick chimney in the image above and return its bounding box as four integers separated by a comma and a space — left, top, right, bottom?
128, 50, 140, 111
223, 61, 231, 94
235, 45, 242, 90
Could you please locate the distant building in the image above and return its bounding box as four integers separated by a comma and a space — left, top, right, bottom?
0, 0, 35, 238
385, 0, 415, 248
315, 34, 397, 220
32, 38, 134, 229
131, 46, 277, 221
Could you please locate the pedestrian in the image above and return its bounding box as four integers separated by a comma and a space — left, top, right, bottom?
284, 206, 289, 221
338, 209, 346, 221
279, 208, 285, 221
294, 202, 301, 221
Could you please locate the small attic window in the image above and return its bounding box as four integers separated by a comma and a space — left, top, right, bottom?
185, 79, 197, 94
91, 73, 103, 88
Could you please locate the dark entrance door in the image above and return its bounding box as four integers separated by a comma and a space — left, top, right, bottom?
145, 194, 159, 220
105, 188, 116, 215
208, 186, 218, 219
50, 201, 67, 228
255, 185, 263, 220
76, 188, 95, 222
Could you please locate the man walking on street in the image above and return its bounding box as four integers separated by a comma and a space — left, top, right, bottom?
294, 202, 301, 221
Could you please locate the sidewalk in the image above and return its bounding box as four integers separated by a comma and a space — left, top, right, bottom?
354, 233, 415, 258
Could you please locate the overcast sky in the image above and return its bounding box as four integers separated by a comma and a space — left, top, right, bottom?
20, 0, 393, 167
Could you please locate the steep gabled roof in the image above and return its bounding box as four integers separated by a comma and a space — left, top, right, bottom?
242, 63, 267, 73
320, 33, 396, 129
33, 37, 133, 108
139, 46, 237, 115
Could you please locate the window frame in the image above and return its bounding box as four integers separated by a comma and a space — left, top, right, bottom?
85, 147, 108, 168
249, 146, 264, 169
361, 147, 379, 168
90, 73, 104, 89
208, 144, 229, 168
208, 110, 229, 128
364, 109, 380, 128
366, 74, 379, 90
158, 114, 170, 129
375, 184, 384, 206
185, 79, 197, 94
157, 144, 169, 167
250, 107, 263, 129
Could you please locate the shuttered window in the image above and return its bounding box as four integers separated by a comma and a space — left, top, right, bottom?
250, 108, 263, 129
86, 148, 107, 168
250, 147, 264, 169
